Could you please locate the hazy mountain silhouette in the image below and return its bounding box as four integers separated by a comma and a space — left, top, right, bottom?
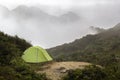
12, 5, 80, 24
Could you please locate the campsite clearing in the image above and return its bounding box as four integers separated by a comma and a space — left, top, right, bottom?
37, 61, 91, 80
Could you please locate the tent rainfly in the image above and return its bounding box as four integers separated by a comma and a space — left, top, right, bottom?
22, 46, 53, 63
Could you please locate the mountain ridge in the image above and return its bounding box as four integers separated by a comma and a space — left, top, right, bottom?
47, 23, 120, 66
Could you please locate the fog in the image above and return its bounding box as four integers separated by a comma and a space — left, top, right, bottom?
0, 0, 120, 48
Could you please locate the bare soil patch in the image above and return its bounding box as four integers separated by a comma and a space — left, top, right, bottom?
37, 61, 91, 80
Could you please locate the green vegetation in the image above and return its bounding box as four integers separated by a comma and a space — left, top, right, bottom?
48, 24, 120, 80
63, 65, 120, 80
63, 65, 106, 80
48, 24, 120, 66
0, 31, 49, 80
1, 23, 120, 80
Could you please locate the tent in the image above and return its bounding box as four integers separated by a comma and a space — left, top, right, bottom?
22, 46, 53, 63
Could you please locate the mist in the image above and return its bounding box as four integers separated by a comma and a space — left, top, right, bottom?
0, 0, 120, 48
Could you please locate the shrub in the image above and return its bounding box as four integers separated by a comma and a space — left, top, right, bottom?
63, 65, 107, 80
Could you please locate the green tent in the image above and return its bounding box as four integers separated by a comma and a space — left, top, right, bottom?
22, 46, 53, 63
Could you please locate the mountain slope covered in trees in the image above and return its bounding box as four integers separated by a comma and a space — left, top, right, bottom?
48, 23, 120, 66
48, 23, 120, 80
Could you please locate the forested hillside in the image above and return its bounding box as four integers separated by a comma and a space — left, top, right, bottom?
1, 23, 120, 80
48, 23, 120, 66
47, 23, 120, 80
0, 31, 48, 80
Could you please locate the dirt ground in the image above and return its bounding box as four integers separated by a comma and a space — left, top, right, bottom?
37, 61, 91, 80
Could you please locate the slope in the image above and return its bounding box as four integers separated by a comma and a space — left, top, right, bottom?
0, 31, 48, 80
48, 23, 120, 66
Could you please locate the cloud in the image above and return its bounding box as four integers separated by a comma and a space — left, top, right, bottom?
0, 5, 18, 35
1, 0, 120, 10
0, 1, 120, 48
89, 26, 105, 33
12, 5, 80, 23
0, 5, 84, 48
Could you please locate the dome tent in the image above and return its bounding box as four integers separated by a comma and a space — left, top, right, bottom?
22, 46, 53, 63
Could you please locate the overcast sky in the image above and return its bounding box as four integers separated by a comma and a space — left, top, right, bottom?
0, 0, 120, 48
